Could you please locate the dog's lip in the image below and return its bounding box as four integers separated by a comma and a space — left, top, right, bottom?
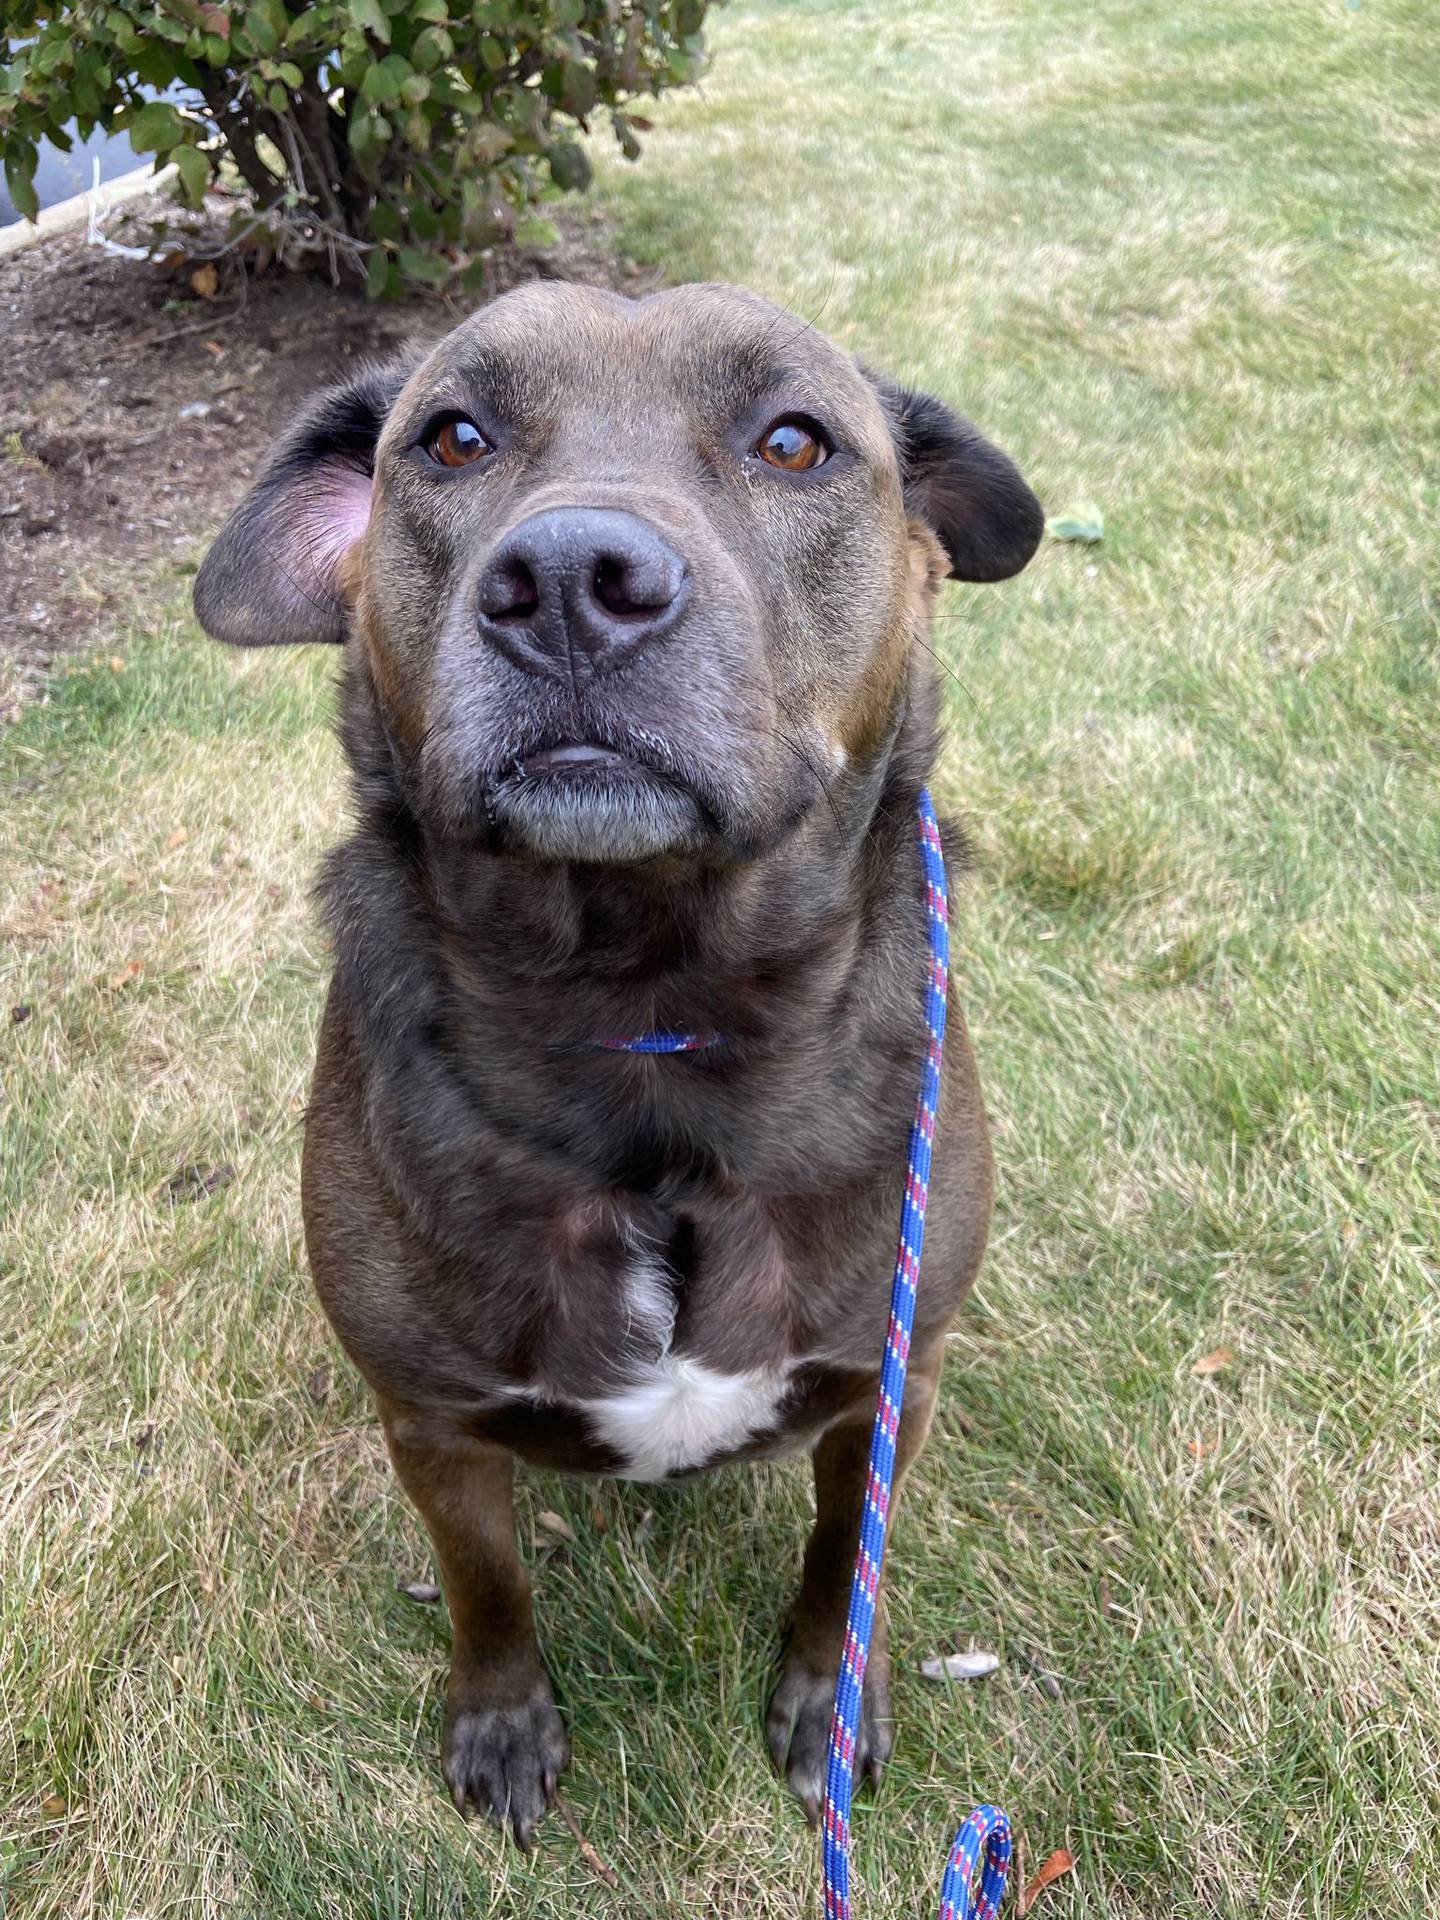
517, 742, 639, 776
494, 733, 724, 839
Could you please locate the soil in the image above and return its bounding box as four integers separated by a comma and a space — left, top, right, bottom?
0, 194, 656, 711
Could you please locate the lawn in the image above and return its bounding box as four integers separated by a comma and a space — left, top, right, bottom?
3, 1, 1438, 1915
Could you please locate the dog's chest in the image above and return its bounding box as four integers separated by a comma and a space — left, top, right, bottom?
568, 1253, 794, 1480
582, 1349, 793, 1480
467, 1199, 812, 1480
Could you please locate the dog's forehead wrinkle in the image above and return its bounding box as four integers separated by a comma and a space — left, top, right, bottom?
404, 279, 868, 432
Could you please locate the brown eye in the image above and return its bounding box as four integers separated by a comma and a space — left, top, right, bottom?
758, 418, 829, 471
428, 416, 490, 468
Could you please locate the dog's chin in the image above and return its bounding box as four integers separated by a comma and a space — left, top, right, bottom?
489, 752, 709, 864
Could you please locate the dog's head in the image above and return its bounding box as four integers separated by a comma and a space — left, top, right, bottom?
196, 281, 1041, 864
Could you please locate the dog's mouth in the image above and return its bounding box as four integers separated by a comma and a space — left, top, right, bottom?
517, 742, 652, 780
488, 734, 713, 865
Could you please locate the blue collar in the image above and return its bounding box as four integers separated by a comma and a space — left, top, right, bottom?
591, 1029, 722, 1054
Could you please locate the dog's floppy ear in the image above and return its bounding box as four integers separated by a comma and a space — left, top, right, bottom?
868, 373, 1044, 583
194, 353, 416, 646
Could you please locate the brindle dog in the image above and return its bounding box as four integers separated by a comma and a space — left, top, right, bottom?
194, 281, 1042, 1844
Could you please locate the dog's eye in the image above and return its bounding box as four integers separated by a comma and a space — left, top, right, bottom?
757, 418, 829, 472
426, 415, 491, 468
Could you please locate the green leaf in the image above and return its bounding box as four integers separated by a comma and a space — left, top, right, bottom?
559, 58, 596, 118
364, 242, 394, 298
348, 105, 393, 157
349, 0, 391, 43
368, 198, 402, 241
513, 212, 559, 248
172, 142, 211, 207
244, 7, 279, 50
397, 245, 451, 286
134, 44, 185, 87
127, 99, 187, 154
1045, 501, 1105, 544
4, 151, 39, 225
411, 25, 453, 70
546, 139, 590, 193
360, 58, 402, 102
411, 0, 448, 18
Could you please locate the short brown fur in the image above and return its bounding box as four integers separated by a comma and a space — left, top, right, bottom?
193, 281, 1042, 1841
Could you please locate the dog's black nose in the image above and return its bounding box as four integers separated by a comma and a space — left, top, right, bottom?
476, 507, 690, 679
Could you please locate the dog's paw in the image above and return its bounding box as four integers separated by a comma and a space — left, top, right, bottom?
442, 1685, 569, 1847
765, 1657, 894, 1823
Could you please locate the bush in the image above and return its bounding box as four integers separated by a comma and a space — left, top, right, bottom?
0, 0, 716, 294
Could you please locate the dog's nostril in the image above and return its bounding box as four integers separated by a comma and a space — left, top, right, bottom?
592, 556, 646, 620
591, 552, 680, 621
487, 557, 540, 623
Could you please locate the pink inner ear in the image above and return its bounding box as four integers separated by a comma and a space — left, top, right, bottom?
287, 463, 374, 606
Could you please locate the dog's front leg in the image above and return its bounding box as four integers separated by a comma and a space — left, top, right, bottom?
380, 1405, 568, 1845
766, 1370, 941, 1820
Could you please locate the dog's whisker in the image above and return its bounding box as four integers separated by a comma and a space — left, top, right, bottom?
912, 631, 989, 730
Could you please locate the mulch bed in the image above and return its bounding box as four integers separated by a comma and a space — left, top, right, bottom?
0, 195, 654, 704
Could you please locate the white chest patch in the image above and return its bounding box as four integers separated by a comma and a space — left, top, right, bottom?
583, 1354, 789, 1481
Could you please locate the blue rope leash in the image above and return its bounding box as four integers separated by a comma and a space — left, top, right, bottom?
595, 789, 1011, 1917
821, 790, 1010, 1920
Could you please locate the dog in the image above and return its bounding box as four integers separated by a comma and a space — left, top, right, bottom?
194, 280, 1042, 1844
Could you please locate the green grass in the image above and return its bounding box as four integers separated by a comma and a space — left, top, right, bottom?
4, 1, 1439, 1913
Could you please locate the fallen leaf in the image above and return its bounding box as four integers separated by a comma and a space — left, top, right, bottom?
1187, 1433, 1217, 1459
190, 263, 219, 300
1191, 1345, 1234, 1376
40, 1793, 67, 1819
165, 828, 189, 850
201, 338, 226, 358
591, 1503, 609, 1535
306, 1365, 331, 1405
108, 961, 143, 990
1019, 1847, 1075, 1915
11, 1003, 32, 1024
920, 1650, 1000, 1681
162, 1161, 236, 1203
1046, 501, 1104, 544
109, 655, 127, 672
399, 1579, 440, 1603
536, 1509, 576, 1543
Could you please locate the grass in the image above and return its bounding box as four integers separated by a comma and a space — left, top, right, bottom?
3, 0, 1439, 1913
